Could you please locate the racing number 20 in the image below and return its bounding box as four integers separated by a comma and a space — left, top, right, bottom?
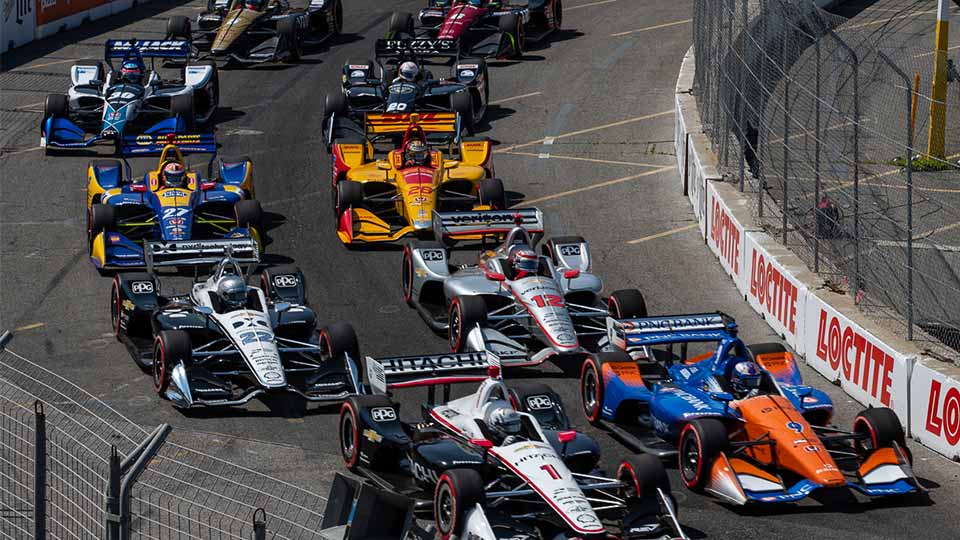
530, 294, 564, 308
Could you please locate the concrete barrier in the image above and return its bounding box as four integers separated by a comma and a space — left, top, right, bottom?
2, 0, 149, 53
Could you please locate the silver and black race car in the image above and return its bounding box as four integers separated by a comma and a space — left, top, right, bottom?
111, 256, 363, 409
165, 0, 343, 64
323, 38, 489, 135
338, 351, 687, 540
401, 208, 649, 368
40, 40, 218, 154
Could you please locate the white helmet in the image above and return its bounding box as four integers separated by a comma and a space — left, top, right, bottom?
217, 275, 247, 309
486, 404, 521, 441
398, 61, 419, 82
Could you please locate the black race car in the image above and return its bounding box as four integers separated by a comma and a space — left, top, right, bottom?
323, 39, 489, 135
112, 256, 363, 409
165, 0, 343, 64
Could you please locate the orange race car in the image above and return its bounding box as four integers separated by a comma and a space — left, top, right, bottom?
329, 112, 505, 244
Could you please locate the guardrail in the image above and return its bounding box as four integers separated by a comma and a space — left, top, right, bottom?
0, 330, 330, 539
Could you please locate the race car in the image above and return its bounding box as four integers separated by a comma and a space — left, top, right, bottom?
338, 350, 688, 540
165, 0, 343, 64
402, 208, 649, 368
323, 39, 489, 133
386, 0, 564, 60
40, 39, 218, 155
112, 255, 364, 409
579, 312, 924, 505
330, 113, 504, 244
86, 130, 263, 270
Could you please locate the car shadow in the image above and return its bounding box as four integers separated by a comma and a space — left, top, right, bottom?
473, 104, 516, 134
178, 396, 342, 419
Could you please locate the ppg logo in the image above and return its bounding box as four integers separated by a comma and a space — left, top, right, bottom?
131, 281, 154, 294
421, 249, 445, 262
371, 407, 396, 422
273, 275, 298, 288
558, 244, 581, 256
526, 395, 553, 410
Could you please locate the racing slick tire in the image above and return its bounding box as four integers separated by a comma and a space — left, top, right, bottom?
320, 321, 361, 366
339, 394, 396, 471
678, 418, 728, 492
338, 398, 363, 471
618, 454, 671, 502
235, 199, 263, 230
478, 178, 506, 210
551, 0, 563, 30
153, 330, 191, 396
334, 180, 364, 218
608, 289, 648, 319
508, 381, 569, 430
853, 407, 909, 460
324, 92, 348, 118
402, 240, 443, 305
166, 15, 192, 39
434, 468, 484, 540
448, 295, 487, 352
111, 272, 156, 343
498, 13, 524, 58
387, 11, 414, 37
88, 204, 116, 246
171, 94, 195, 130
278, 17, 303, 62
43, 94, 69, 120
450, 90, 475, 135
260, 265, 307, 305
580, 351, 629, 426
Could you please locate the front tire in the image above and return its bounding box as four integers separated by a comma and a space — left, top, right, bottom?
853, 407, 908, 458
498, 13, 523, 58
166, 15, 192, 39
434, 469, 484, 540
579, 351, 629, 425
153, 330, 191, 396
339, 400, 361, 471
618, 454, 670, 501
235, 199, 263, 229
608, 289, 648, 319
278, 17, 302, 62
387, 11, 414, 37
320, 321, 360, 365
171, 93, 195, 129
44, 94, 69, 119
478, 178, 506, 210
451, 90, 475, 135
88, 204, 115, 246
678, 418, 728, 491
448, 295, 487, 352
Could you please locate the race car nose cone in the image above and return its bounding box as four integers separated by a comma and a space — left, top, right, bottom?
413, 220, 432, 230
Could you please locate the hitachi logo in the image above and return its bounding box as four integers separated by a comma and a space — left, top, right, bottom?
381, 352, 486, 373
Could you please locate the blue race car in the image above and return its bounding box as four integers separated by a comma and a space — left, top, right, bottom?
41, 39, 218, 155
87, 129, 262, 270
579, 312, 922, 505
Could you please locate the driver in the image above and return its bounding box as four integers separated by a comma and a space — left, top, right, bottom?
729, 361, 762, 400
506, 244, 539, 280
245, 0, 265, 10
119, 60, 144, 86
216, 275, 248, 312
396, 61, 420, 83
403, 139, 430, 167
485, 404, 522, 446
160, 162, 187, 189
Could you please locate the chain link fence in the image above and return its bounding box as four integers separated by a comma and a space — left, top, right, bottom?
693, 0, 960, 363
0, 332, 331, 539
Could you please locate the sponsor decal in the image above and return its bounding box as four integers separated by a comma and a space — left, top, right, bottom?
262, 371, 282, 382
122, 299, 134, 311
525, 395, 553, 410
273, 274, 298, 288
459, 69, 475, 78
458, 64, 479, 69
412, 461, 438, 483
786, 421, 804, 434
815, 309, 894, 406
370, 407, 396, 422
348, 64, 367, 69
131, 281, 154, 294
925, 379, 960, 446
749, 250, 799, 335
558, 244, 581, 256
710, 196, 741, 275
349, 70, 365, 78
379, 351, 486, 373
362, 429, 383, 443
239, 330, 273, 345
671, 388, 711, 411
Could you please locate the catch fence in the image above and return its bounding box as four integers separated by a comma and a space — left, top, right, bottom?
0, 331, 330, 539
693, 0, 960, 362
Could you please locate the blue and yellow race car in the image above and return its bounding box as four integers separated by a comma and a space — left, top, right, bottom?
580, 313, 922, 505
86, 130, 262, 270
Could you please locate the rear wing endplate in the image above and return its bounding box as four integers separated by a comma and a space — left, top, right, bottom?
366, 350, 498, 395
432, 208, 544, 242
145, 237, 260, 270
607, 312, 736, 350
105, 39, 191, 59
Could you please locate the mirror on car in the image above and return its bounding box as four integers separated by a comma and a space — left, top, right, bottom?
274, 302, 291, 312
195, 305, 213, 315
709, 391, 735, 402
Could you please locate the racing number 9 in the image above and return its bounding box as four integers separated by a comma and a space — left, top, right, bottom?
531, 294, 564, 308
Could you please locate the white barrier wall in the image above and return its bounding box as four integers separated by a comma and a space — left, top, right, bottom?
911, 361, 960, 460
1, 0, 36, 52
2, 0, 148, 53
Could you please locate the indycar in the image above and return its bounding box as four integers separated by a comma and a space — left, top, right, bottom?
402, 208, 650, 368
329, 112, 504, 244
338, 350, 688, 540
323, 39, 489, 133
112, 256, 363, 409
387, 0, 563, 60
41, 39, 218, 155
165, 0, 343, 64
579, 312, 924, 505
86, 130, 263, 270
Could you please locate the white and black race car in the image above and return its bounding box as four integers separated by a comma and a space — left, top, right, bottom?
402, 208, 650, 368
111, 256, 363, 409
338, 351, 688, 540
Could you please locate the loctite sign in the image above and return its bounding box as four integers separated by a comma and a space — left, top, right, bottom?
744, 232, 806, 353
803, 292, 911, 421
911, 362, 960, 459
706, 182, 743, 282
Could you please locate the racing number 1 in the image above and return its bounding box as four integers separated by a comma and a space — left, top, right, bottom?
540, 464, 561, 479
531, 294, 564, 308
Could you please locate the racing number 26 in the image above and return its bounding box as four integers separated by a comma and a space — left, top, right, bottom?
530, 294, 564, 308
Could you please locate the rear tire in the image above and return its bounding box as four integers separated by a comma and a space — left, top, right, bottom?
679, 418, 728, 491
608, 289, 648, 319
339, 400, 361, 471
153, 330, 191, 396
853, 407, 907, 457
579, 351, 629, 426
478, 178, 506, 210
451, 90, 475, 135
618, 454, 670, 502
166, 15, 192, 39
88, 204, 115, 246
171, 94, 195, 129
448, 295, 487, 352
235, 199, 263, 229
44, 94, 69, 119
387, 11, 414, 37
434, 469, 484, 540
498, 13, 523, 58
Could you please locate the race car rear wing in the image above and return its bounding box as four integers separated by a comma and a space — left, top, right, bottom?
122, 129, 217, 156
375, 38, 459, 59
366, 350, 499, 396
607, 312, 737, 350
144, 237, 260, 270
364, 111, 460, 136
105, 39, 192, 60
432, 208, 544, 243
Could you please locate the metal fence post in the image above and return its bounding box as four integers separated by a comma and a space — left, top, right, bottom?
106, 447, 121, 540
253, 508, 266, 540
738, 0, 748, 192
33, 401, 45, 540
723, 0, 734, 167
814, 38, 822, 273
119, 424, 170, 540
782, 35, 790, 244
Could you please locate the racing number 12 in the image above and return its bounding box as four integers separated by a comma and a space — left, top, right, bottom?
540, 464, 561, 480
531, 294, 564, 308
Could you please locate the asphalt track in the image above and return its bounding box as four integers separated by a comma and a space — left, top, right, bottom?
1, 1, 959, 538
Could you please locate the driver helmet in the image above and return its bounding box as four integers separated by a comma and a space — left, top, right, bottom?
486, 404, 521, 442
506, 244, 538, 278
404, 139, 428, 165
245, 0, 264, 10
398, 61, 419, 82
730, 361, 761, 398
161, 162, 186, 188
217, 275, 248, 310
120, 60, 143, 85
